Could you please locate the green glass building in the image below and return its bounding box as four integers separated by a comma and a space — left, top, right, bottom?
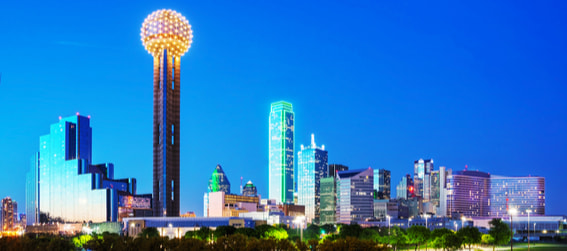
268, 101, 294, 204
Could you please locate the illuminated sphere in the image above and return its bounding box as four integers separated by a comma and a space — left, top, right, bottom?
141, 9, 193, 57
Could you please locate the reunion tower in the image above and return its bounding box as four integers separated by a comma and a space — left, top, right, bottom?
141, 9, 193, 217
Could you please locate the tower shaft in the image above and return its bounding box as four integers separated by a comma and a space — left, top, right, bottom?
153, 49, 181, 217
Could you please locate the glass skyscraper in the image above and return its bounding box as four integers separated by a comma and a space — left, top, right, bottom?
268, 101, 294, 204
208, 165, 231, 193
297, 134, 328, 223
319, 177, 336, 225
373, 169, 391, 199
25, 115, 149, 224
336, 168, 374, 224
396, 174, 414, 200
414, 159, 433, 199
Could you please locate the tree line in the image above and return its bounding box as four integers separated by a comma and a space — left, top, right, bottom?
0, 218, 514, 251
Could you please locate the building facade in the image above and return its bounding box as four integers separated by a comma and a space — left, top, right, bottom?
328, 164, 349, 178
242, 181, 258, 197
374, 169, 391, 199
489, 175, 545, 217
208, 165, 231, 193
414, 159, 433, 200
336, 168, 374, 224
297, 134, 328, 224
208, 191, 259, 217
25, 115, 149, 224
268, 101, 295, 204
1, 197, 15, 231
396, 174, 414, 200
446, 170, 490, 217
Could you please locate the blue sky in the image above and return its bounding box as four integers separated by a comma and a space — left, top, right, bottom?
0, 0, 566, 216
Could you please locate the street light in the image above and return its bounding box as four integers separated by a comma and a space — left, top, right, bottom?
526, 209, 532, 251
386, 215, 391, 235
461, 216, 467, 230
509, 208, 518, 251
293, 216, 305, 242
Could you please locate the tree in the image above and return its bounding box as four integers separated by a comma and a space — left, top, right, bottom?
338, 223, 363, 238
481, 234, 494, 246
388, 226, 408, 251
407, 225, 430, 251
488, 218, 511, 251
196, 227, 213, 241
138, 227, 160, 239
234, 227, 257, 238
320, 224, 336, 235
303, 224, 322, 240
359, 228, 380, 241
457, 226, 482, 251
213, 225, 236, 239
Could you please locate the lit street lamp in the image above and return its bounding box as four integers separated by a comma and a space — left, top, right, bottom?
509, 208, 518, 251
293, 216, 305, 242
526, 209, 532, 251
461, 216, 467, 230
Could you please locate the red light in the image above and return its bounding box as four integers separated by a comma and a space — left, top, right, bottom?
76, 112, 80, 116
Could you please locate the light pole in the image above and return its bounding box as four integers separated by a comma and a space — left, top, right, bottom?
509, 208, 518, 251
387, 215, 391, 235
293, 216, 305, 242
461, 216, 467, 230
526, 209, 532, 251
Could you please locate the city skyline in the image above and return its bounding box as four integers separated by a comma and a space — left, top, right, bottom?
0, 0, 566, 217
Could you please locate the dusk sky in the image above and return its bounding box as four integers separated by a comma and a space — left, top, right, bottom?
0, 0, 566, 216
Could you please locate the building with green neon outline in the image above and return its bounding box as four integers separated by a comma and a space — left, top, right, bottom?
269, 101, 294, 204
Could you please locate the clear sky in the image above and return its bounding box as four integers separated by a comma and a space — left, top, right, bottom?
0, 0, 566, 216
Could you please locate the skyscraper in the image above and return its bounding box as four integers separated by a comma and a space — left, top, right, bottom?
1, 197, 15, 231
328, 164, 349, 178
489, 175, 545, 217
319, 177, 337, 225
25, 115, 149, 224
396, 174, 414, 200
374, 169, 391, 199
297, 134, 328, 223
242, 181, 258, 197
414, 159, 433, 199
208, 165, 231, 193
141, 9, 193, 217
268, 101, 294, 204
446, 170, 491, 217
336, 168, 374, 224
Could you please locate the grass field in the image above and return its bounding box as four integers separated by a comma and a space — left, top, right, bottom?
401, 242, 567, 251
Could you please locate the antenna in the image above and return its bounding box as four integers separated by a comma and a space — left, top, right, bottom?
240, 176, 243, 195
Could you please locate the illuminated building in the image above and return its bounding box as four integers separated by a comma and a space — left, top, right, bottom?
141, 9, 193, 217
242, 181, 258, 197
207, 191, 259, 217
268, 101, 294, 204
328, 164, 348, 177
489, 175, 545, 217
446, 170, 490, 217
336, 168, 374, 224
374, 169, 391, 199
414, 159, 433, 199
208, 165, 231, 193
25, 115, 150, 224
1, 197, 15, 231
320, 177, 337, 225
297, 134, 328, 223
396, 174, 414, 200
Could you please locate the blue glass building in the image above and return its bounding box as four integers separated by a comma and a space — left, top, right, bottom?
268, 101, 294, 204
25, 115, 150, 224
297, 134, 328, 223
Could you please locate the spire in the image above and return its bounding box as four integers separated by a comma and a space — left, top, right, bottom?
311, 133, 315, 148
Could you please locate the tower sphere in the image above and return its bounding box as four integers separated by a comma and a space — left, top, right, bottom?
141, 9, 193, 57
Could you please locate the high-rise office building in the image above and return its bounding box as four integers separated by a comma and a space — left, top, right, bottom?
414, 159, 433, 199
25, 115, 150, 224
26, 153, 39, 225
268, 101, 294, 204
336, 168, 374, 224
374, 169, 391, 199
141, 9, 193, 217
208, 165, 231, 193
1, 197, 15, 231
319, 177, 337, 225
446, 170, 491, 217
328, 164, 349, 178
242, 181, 258, 197
489, 175, 545, 217
396, 174, 414, 200
297, 134, 328, 223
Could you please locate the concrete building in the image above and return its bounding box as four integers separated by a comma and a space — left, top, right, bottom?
207, 191, 259, 217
